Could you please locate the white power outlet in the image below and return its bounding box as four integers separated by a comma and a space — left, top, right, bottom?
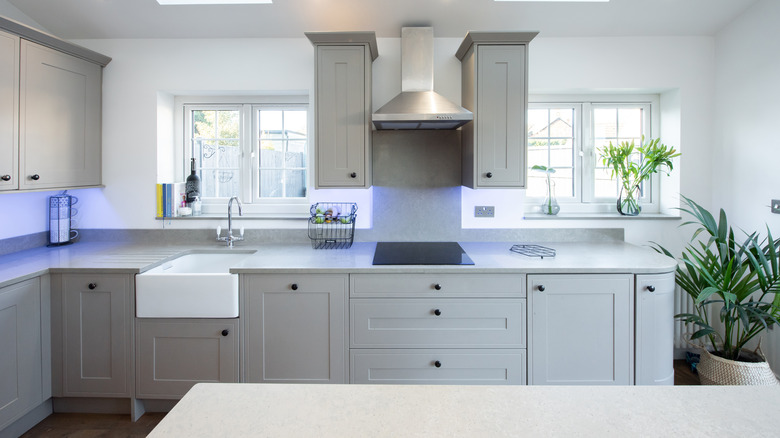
475, 206, 495, 218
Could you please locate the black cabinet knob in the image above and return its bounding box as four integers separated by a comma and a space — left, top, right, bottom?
30, 174, 40, 181
88, 283, 97, 290
434, 284, 442, 291
350, 172, 357, 178
221, 329, 230, 337
1, 175, 10, 181
537, 285, 545, 292
291, 283, 298, 291
434, 309, 442, 316
485, 172, 493, 178
647, 285, 656, 292
434, 360, 442, 368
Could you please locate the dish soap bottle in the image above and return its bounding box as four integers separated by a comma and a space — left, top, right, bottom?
185, 158, 201, 203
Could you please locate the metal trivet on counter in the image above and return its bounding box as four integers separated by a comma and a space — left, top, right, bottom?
510, 244, 556, 259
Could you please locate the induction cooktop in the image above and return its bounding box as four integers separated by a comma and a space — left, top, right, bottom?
372, 242, 475, 265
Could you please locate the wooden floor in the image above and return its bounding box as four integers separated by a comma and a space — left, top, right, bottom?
20, 362, 700, 437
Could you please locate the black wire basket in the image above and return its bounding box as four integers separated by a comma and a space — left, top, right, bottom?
308, 202, 358, 249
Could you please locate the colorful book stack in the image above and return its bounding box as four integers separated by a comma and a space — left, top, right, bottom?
156, 182, 187, 218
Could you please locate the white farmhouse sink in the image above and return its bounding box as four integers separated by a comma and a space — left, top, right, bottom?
136, 251, 255, 318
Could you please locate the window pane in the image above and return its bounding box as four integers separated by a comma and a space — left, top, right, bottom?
527, 106, 575, 199
257, 109, 308, 199
593, 108, 616, 139
594, 168, 617, 198
190, 109, 241, 199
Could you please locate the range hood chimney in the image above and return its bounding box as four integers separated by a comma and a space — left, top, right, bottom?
372, 27, 473, 130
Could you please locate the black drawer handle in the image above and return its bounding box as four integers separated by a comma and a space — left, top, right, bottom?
350, 172, 357, 178
88, 283, 97, 290
30, 174, 40, 181
221, 329, 230, 337
433, 284, 442, 291
1, 175, 10, 181
647, 285, 656, 292
291, 283, 298, 291
433, 309, 442, 316
537, 285, 545, 292
485, 172, 493, 178
434, 360, 442, 368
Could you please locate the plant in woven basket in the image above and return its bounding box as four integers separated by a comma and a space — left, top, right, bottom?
653, 196, 780, 364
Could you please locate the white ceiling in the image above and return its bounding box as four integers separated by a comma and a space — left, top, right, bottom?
8, 0, 759, 39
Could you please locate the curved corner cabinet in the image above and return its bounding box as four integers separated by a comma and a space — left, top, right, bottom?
0, 18, 110, 192
457, 32, 537, 189
306, 32, 377, 188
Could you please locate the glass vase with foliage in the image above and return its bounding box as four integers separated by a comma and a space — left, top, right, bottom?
653, 196, 780, 362
597, 136, 679, 215
531, 165, 560, 215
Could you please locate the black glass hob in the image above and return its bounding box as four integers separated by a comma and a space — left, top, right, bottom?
372, 242, 474, 265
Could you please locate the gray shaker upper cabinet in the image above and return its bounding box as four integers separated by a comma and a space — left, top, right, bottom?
0, 30, 19, 191
0, 16, 110, 192
306, 32, 377, 188
457, 32, 537, 189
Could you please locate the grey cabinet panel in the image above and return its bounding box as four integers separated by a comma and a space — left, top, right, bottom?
350, 273, 525, 298
635, 273, 675, 385
0, 30, 19, 191
0, 278, 42, 429
61, 274, 131, 396
350, 349, 525, 385
459, 38, 531, 189
351, 298, 525, 348
313, 44, 372, 188
528, 274, 633, 385
243, 274, 348, 383
136, 319, 239, 399
19, 40, 102, 190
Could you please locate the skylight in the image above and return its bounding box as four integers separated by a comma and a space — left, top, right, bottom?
156, 0, 272, 4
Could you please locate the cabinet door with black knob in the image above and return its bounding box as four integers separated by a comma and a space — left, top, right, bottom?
59, 274, 131, 396
0, 30, 19, 192
243, 274, 348, 383
528, 274, 633, 385
136, 318, 239, 399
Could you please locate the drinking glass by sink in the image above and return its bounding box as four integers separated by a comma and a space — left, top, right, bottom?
136, 251, 255, 318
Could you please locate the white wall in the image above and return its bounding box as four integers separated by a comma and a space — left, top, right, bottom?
713, 0, 780, 373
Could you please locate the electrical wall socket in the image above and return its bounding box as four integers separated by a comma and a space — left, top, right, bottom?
772, 200, 780, 214
474, 206, 495, 218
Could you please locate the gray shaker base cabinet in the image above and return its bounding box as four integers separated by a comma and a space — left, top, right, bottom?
136, 319, 239, 399
0, 278, 43, 430
242, 274, 348, 383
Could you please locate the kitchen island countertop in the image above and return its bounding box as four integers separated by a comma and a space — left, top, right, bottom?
0, 240, 677, 288
149, 382, 780, 437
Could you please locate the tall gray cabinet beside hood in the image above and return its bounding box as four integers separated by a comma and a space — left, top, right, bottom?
306, 32, 378, 189
457, 32, 538, 189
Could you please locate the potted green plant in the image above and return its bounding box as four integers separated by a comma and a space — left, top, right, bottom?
597, 136, 679, 216
653, 196, 780, 385
531, 165, 559, 215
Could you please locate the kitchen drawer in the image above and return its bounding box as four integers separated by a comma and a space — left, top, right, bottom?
350, 298, 525, 348
350, 349, 526, 385
350, 273, 524, 298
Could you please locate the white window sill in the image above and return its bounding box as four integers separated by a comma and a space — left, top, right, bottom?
156, 213, 309, 220
523, 212, 681, 220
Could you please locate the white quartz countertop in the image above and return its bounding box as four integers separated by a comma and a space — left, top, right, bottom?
0, 240, 676, 288
149, 383, 780, 437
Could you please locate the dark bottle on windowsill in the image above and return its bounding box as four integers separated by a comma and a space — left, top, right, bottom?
185, 158, 201, 203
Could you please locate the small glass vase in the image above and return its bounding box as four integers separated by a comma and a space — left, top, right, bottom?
540, 179, 560, 215
617, 185, 641, 216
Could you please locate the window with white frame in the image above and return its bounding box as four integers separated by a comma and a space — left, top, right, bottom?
177, 96, 309, 215
526, 96, 659, 214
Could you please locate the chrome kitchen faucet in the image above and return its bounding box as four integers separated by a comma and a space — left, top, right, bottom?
216, 196, 244, 247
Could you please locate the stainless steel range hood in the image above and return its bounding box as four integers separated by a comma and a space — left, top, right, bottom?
372, 27, 473, 130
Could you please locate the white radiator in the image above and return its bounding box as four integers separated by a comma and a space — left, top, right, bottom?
674, 284, 696, 355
